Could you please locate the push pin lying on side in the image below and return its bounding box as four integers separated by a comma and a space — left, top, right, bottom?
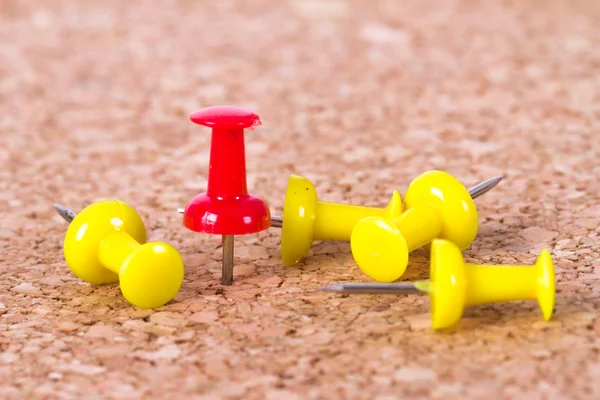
276, 174, 405, 266
181, 106, 271, 285
320, 239, 555, 330
351, 170, 484, 282
179, 174, 502, 266
54, 201, 185, 309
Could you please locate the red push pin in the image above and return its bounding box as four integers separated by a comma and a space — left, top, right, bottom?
182, 106, 271, 285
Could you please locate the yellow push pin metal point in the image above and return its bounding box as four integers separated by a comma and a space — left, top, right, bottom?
320, 239, 555, 330
351, 170, 486, 282
54, 200, 185, 309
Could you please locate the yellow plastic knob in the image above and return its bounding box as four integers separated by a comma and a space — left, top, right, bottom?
351, 170, 479, 282
426, 239, 555, 330
280, 174, 403, 266
63, 200, 184, 309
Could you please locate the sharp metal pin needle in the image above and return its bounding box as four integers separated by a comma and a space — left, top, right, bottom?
319, 282, 427, 295
467, 176, 503, 199
54, 204, 76, 224
222, 235, 234, 285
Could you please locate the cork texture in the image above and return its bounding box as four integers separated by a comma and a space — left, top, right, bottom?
1, 0, 599, 399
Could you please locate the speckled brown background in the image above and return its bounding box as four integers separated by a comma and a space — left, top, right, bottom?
1, 0, 599, 399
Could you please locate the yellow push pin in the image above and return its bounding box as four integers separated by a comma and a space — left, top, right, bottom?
320, 239, 555, 330
277, 174, 404, 266
351, 170, 484, 282
54, 200, 184, 309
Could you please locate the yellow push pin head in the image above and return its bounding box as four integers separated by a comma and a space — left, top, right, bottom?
61, 200, 184, 309
280, 174, 319, 266
428, 239, 555, 330
64, 200, 146, 285
112, 240, 184, 310
404, 170, 478, 250
534, 250, 555, 321
428, 239, 469, 330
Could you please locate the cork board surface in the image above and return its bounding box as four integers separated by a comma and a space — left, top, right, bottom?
1, 0, 600, 399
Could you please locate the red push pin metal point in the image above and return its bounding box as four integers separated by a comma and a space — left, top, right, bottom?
182, 106, 271, 285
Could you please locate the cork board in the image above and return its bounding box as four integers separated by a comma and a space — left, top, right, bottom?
1, 0, 599, 399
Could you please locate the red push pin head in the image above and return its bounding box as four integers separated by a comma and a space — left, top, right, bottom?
182, 106, 271, 284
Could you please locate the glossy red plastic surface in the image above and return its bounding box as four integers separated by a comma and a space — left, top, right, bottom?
190, 106, 262, 129
183, 106, 271, 235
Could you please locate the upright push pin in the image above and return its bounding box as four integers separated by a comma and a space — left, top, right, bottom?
321, 239, 555, 330
182, 106, 271, 285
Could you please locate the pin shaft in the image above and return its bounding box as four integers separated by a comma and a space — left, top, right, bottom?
222, 235, 234, 285
271, 216, 283, 228
319, 282, 422, 294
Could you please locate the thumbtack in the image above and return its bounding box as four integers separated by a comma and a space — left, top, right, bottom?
277, 174, 404, 266
320, 238, 555, 330
181, 106, 271, 285
178, 174, 502, 267
54, 201, 184, 309
350, 170, 487, 282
